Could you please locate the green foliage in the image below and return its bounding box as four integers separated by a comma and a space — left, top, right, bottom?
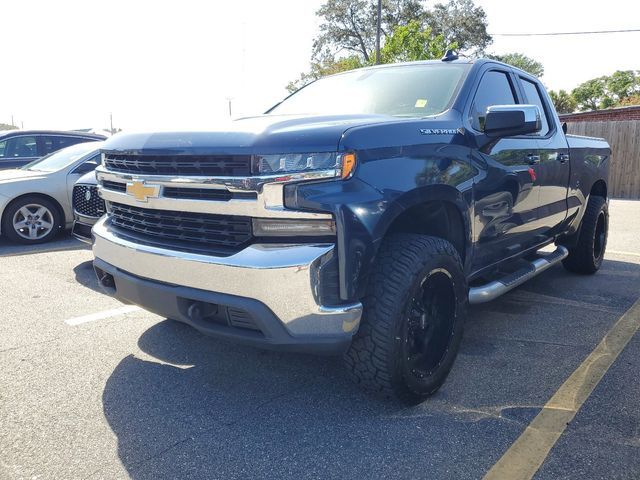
0, 123, 18, 131
571, 78, 608, 111
606, 70, 640, 102
379, 20, 454, 63
290, 0, 492, 92
426, 0, 491, 55
488, 52, 544, 77
548, 90, 577, 114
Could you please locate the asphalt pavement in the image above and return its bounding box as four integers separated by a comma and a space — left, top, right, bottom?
1, 199, 639, 479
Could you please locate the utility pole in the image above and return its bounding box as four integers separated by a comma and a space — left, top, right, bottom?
226, 97, 233, 118
375, 0, 382, 64
11, 114, 14, 128
110, 113, 114, 135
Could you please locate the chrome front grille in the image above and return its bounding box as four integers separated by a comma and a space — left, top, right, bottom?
73, 185, 106, 218
108, 202, 252, 253
103, 154, 251, 176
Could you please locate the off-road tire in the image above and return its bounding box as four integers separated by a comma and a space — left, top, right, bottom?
344, 234, 467, 403
1, 195, 63, 244
562, 195, 608, 274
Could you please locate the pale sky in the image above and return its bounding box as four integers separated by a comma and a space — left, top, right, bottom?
1, 0, 638, 131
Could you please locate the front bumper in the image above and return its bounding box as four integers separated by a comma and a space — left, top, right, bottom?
92, 217, 362, 354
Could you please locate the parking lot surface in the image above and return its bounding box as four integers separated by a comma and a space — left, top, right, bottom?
1, 199, 639, 480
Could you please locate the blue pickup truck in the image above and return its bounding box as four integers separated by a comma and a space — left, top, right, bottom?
91, 56, 610, 402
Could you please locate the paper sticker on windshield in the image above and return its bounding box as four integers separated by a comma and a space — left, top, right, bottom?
414, 99, 428, 108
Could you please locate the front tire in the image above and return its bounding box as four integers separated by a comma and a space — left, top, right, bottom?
1, 196, 62, 244
562, 195, 608, 274
344, 234, 467, 403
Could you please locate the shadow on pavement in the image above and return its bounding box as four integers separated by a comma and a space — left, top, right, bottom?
73, 260, 104, 294
0, 232, 87, 257
101, 258, 640, 479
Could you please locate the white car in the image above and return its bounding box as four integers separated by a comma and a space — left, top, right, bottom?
0, 141, 103, 244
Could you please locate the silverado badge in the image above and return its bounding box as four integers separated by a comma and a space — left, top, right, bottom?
126, 181, 160, 202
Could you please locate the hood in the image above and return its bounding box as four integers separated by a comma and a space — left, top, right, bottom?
102, 114, 396, 155
0, 169, 48, 184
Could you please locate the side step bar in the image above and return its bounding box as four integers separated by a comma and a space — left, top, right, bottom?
468, 246, 569, 305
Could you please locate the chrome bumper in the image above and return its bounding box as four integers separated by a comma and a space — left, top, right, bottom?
91, 217, 362, 338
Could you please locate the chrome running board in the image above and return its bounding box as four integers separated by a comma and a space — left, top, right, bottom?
468, 245, 569, 305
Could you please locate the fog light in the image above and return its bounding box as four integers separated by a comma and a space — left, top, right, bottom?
252, 218, 336, 237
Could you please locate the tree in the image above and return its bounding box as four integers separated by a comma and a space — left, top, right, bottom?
571, 77, 613, 111
605, 70, 640, 103
488, 52, 544, 77
313, 0, 426, 63
380, 20, 453, 63
426, 0, 492, 55
0, 123, 18, 131
548, 90, 577, 114
617, 94, 640, 107
290, 0, 492, 92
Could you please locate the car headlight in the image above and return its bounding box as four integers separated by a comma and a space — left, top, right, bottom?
252, 152, 356, 179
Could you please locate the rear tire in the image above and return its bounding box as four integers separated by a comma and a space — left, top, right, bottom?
562, 195, 608, 274
344, 234, 467, 403
1, 195, 63, 244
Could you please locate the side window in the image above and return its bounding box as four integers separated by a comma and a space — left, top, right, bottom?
41, 136, 88, 155
471, 71, 517, 131
520, 78, 550, 136
0, 140, 7, 158
56, 136, 86, 149
4, 136, 38, 158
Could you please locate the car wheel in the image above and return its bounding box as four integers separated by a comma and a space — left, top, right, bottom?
344, 234, 467, 403
1, 196, 62, 244
562, 195, 608, 274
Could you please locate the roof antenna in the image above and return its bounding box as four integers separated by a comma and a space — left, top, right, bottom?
441, 49, 459, 62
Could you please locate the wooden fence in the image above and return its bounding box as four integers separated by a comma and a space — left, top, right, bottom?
565, 120, 640, 199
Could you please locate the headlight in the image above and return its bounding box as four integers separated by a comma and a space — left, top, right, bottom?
252, 152, 356, 179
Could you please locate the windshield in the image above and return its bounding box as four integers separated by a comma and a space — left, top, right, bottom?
21, 141, 100, 172
270, 63, 469, 117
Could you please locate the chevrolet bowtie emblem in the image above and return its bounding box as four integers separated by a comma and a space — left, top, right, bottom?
126, 181, 160, 202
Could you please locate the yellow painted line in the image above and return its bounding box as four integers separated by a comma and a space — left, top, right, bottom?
483, 295, 640, 480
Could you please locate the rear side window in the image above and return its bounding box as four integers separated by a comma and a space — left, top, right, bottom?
520, 78, 550, 136
41, 136, 89, 155
471, 71, 517, 131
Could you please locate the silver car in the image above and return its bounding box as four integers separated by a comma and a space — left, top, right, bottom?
0, 142, 103, 244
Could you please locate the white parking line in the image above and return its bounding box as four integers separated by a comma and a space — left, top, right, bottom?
65, 305, 141, 326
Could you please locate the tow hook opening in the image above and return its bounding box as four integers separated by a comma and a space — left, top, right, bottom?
94, 265, 116, 294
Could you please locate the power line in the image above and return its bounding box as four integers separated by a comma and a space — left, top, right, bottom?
491, 28, 640, 37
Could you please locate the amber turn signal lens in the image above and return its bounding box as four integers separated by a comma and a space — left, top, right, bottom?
341, 153, 356, 179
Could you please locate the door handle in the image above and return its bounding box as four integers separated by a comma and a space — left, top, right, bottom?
526, 153, 540, 165
558, 153, 570, 163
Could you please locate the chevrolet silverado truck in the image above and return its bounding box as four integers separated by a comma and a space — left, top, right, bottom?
91, 56, 610, 402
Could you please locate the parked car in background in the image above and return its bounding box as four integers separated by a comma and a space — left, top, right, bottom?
72, 171, 105, 243
0, 130, 105, 170
0, 142, 103, 244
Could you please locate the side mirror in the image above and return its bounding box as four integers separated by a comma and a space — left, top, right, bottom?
483, 104, 541, 138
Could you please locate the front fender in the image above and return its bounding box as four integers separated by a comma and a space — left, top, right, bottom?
289, 144, 475, 302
